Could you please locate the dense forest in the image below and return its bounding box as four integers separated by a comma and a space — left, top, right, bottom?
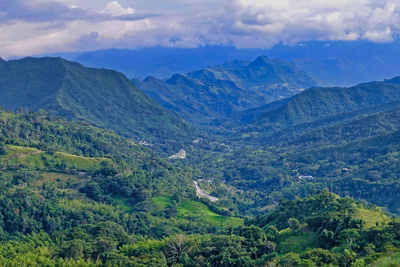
0, 109, 399, 266
0, 56, 400, 266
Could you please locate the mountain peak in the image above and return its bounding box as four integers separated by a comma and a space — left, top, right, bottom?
143, 76, 158, 82
248, 55, 270, 68
167, 74, 187, 84
385, 76, 400, 85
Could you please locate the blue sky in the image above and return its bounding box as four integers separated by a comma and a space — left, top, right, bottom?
1, 0, 399, 58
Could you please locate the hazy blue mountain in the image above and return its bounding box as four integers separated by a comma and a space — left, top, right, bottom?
258, 40, 400, 86
0, 57, 196, 148
46, 40, 400, 86
133, 56, 317, 124
58, 46, 270, 79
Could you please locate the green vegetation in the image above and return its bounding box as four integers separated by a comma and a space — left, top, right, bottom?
0, 57, 196, 150
253, 80, 400, 129
2, 55, 400, 266
151, 196, 175, 212
1, 145, 109, 171
151, 196, 243, 226
362, 252, 400, 266
181, 86, 400, 216
277, 227, 318, 254
177, 199, 243, 225
134, 56, 316, 124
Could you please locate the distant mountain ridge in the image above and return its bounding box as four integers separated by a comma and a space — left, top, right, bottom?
230, 79, 400, 131
0, 57, 196, 149
133, 56, 317, 124
49, 41, 400, 86
56, 46, 273, 79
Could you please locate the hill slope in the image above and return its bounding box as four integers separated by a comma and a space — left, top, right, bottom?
0, 57, 195, 149
230, 79, 400, 132
133, 56, 317, 124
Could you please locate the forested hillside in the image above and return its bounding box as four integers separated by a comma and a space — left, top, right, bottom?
178, 78, 400, 221
227, 79, 400, 130
134, 56, 316, 124
0, 57, 196, 150
1, 56, 400, 266
6, 0, 400, 265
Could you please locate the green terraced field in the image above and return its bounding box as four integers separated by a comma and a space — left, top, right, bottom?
1, 145, 110, 172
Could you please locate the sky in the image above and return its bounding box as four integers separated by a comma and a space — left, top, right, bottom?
1, 0, 400, 58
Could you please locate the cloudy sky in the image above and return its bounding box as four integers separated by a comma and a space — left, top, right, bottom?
1, 0, 400, 58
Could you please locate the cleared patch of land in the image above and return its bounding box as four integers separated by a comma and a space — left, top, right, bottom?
193, 180, 219, 202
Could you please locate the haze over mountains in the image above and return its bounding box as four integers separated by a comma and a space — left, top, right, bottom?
55, 40, 400, 86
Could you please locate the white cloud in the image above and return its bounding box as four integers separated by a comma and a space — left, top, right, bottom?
221, 0, 400, 47
1, 0, 400, 58
101, 1, 135, 17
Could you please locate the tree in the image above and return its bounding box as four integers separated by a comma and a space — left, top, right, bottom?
278, 252, 302, 267
61, 240, 84, 259
80, 181, 103, 201
338, 229, 360, 250
301, 248, 339, 266
0, 140, 6, 155
288, 218, 300, 230
165, 234, 196, 264
94, 238, 115, 259
318, 229, 335, 248
265, 225, 279, 241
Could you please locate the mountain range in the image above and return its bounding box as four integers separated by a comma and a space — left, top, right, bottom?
133, 56, 317, 124
1, 51, 400, 265
52, 40, 400, 86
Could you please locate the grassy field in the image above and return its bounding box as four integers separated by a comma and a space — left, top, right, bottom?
355, 204, 391, 229
151, 196, 175, 212
150, 196, 243, 226
366, 252, 400, 266
1, 145, 110, 172
277, 226, 318, 254
30, 171, 87, 188
114, 195, 134, 213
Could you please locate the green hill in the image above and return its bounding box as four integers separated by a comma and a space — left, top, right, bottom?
247, 191, 400, 266
253, 80, 400, 129
133, 56, 317, 124
0, 57, 196, 150
280, 103, 400, 148
220, 78, 400, 146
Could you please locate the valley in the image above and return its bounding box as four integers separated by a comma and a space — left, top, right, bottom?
4, 1, 400, 265
0, 54, 400, 266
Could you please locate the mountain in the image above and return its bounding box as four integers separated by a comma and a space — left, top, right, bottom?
0, 57, 196, 149
233, 79, 400, 132
133, 56, 317, 124
53, 46, 276, 79
51, 41, 400, 86
265, 40, 400, 86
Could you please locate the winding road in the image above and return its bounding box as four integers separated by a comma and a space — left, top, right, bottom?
193, 180, 219, 202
